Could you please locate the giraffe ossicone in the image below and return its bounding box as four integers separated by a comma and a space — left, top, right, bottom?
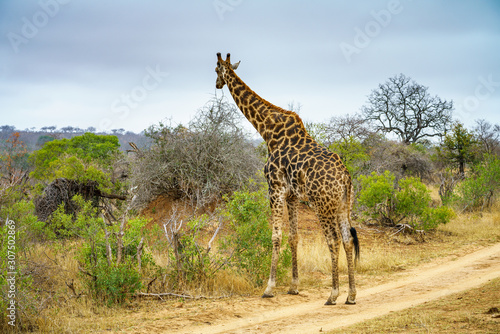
215, 52, 360, 305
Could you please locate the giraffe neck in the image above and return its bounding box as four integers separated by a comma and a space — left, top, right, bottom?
224, 67, 278, 139
223, 66, 311, 153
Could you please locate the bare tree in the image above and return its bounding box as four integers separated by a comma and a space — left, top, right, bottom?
362, 74, 453, 144
130, 97, 261, 210
326, 113, 373, 143
61, 126, 75, 133
474, 119, 500, 156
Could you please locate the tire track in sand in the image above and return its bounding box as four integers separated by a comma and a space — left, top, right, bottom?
183, 243, 500, 334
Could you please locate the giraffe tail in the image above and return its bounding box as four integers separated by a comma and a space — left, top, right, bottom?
350, 227, 360, 263
346, 173, 359, 263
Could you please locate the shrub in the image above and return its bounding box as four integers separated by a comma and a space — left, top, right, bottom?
83, 260, 142, 306
329, 136, 370, 178
130, 97, 261, 210
357, 171, 454, 231
0, 200, 45, 330
163, 214, 221, 289
395, 176, 432, 226
50, 195, 150, 305
220, 180, 291, 286
357, 171, 395, 225
454, 154, 500, 211
422, 206, 456, 231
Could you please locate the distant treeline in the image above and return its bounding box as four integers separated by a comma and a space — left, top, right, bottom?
0, 125, 150, 152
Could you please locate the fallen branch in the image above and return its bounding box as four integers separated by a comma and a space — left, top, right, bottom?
136, 292, 229, 300
391, 224, 414, 236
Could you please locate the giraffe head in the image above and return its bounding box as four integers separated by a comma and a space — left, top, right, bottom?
215, 52, 240, 89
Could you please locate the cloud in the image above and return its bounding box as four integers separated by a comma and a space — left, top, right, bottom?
1, 0, 499, 133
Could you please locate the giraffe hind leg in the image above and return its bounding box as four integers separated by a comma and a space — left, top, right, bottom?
341, 218, 358, 305
320, 215, 341, 306
287, 196, 299, 295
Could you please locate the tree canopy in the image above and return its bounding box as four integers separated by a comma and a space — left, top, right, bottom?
362, 74, 453, 144
30, 133, 121, 189
440, 122, 478, 176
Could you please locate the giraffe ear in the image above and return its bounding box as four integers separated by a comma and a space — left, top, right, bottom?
231, 61, 241, 70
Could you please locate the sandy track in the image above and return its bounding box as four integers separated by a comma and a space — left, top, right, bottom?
168, 243, 500, 334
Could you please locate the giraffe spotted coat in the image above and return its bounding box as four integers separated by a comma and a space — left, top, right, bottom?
215, 53, 359, 305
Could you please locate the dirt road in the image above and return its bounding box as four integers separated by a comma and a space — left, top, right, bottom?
153, 243, 500, 334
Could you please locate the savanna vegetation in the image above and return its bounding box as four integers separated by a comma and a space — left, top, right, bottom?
1, 76, 500, 332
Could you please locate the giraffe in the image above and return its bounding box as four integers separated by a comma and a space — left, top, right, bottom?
215, 53, 360, 305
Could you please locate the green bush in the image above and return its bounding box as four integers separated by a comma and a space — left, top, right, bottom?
395, 176, 432, 226
0, 200, 44, 329
84, 260, 142, 306
357, 171, 395, 224
220, 180, 291, 286
50, 195, 149, 305
455, 154, 500, 211
30, 133, 122, 193
165, 215, 220, 288
329, 136, 370, 178
357, 171, 454, 231
422, 206, 456, 231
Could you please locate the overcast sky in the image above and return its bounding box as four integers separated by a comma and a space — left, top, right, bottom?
1, 0, 500, 135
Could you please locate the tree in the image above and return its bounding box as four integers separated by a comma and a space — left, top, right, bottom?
30, 132, 121, 184
440, 122, 478, 176
1, 132, 29, 182
131, 97, 261, 209
326, 113, 372, 144
31, 133, 125, 224
36, 135, 55, 148
328, 136, 369, 178
362, 74, 453, 144
61, 126, 75, 133
473, 119, 500, 157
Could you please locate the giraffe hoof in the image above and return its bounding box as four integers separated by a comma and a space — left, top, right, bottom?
287, 289, 299, 295
261, 293, 274, 299
324, 300, 336, 306
345, 300, 356, 305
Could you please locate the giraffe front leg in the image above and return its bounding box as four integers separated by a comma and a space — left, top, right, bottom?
262, 200, 284, 298
262, 221, 282, 298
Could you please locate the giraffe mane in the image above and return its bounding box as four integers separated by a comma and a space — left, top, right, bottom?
224, 63, 307, 132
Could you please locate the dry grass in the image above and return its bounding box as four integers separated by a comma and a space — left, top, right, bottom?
439, 203, 500, 243
296, 202, 500, 295
7, 203, 500, 333
328, 278, 500, 333
322, 203, 500, 334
